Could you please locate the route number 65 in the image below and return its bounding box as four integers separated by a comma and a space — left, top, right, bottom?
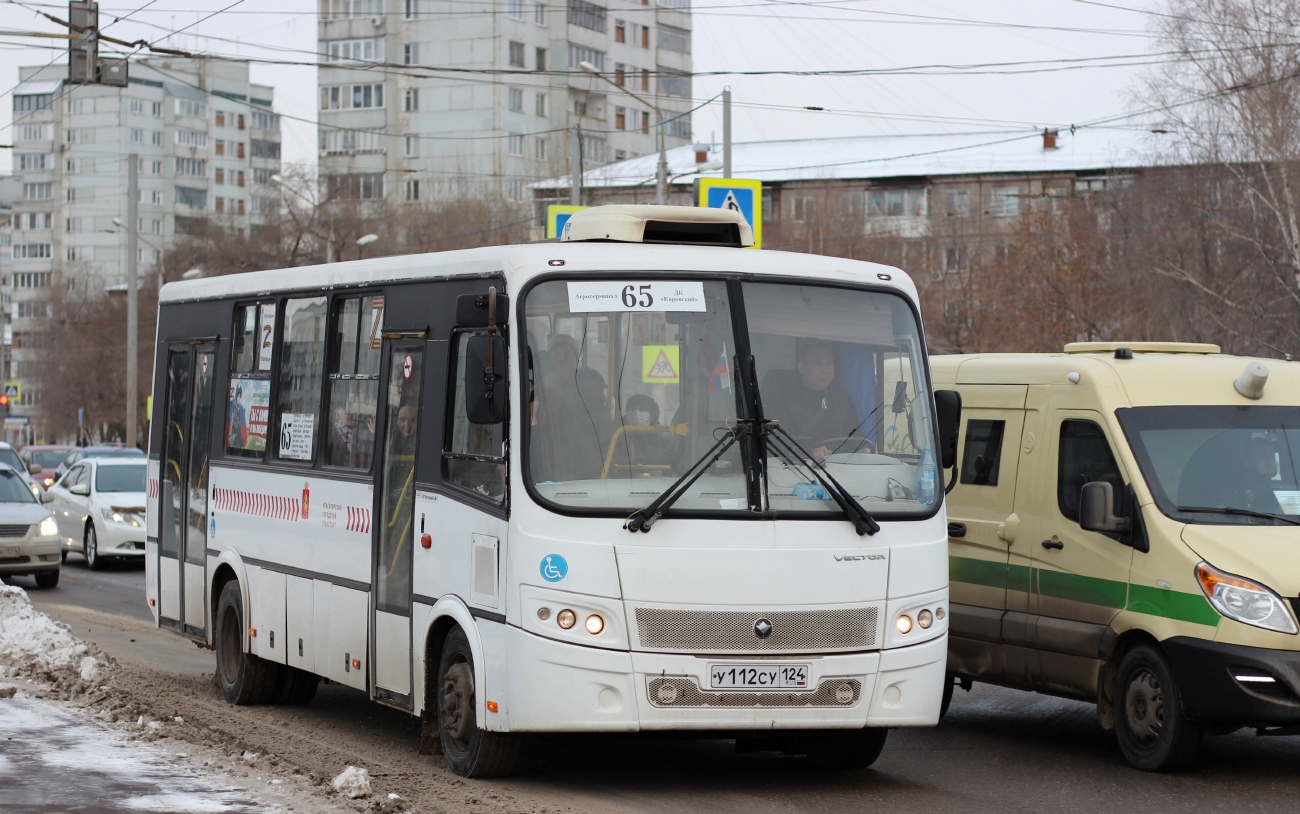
621, 284, 654, 309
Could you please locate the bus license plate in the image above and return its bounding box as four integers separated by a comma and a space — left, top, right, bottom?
709, 663, 809, 691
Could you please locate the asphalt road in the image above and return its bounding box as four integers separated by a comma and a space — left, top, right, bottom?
15, 560, 1300, 814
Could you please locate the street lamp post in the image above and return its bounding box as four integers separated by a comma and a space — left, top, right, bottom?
579, 61, 670, 205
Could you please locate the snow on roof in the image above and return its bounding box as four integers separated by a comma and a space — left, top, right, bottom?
12, 79, 63, 96
533, 126, 1171, 190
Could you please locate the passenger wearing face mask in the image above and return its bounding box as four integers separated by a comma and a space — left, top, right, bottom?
619, 393, 676, 471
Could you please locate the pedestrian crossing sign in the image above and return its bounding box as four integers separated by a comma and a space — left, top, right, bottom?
642, 346, 680, 383
2, 382, 19, 400
547, 205, 590, 239
697, 178, 762, 249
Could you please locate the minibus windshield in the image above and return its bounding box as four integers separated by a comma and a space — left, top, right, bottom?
1118, 405, 1300, 525
524, 276, 936, 518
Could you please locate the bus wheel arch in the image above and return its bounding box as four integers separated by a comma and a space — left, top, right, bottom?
434, 625, 520, 777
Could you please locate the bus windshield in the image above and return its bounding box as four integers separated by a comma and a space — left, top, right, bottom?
524, 277, 935, 517
1118, 405, 1300, 525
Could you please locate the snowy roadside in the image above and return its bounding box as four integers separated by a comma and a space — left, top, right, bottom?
0, 584, 394, 813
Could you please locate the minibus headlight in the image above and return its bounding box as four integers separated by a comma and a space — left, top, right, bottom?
896, 614, 913, 635
918, 609, 934, 629
557, 609, 576, 630
1196, 562, 1298, 635
584, 614, 604, 635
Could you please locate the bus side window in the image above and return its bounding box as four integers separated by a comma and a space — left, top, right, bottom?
324, 295, 382, 470
275, 297, 328, 463
226, 302, 275, 459
444, 333, 506, 504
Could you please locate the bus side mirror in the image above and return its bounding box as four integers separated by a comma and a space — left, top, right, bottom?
1080, 481, 1131, 533
933, 389, 962, 470
465, 334, 507, 424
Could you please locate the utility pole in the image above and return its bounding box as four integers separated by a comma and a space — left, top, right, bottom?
125, 153, 138, 448
722, 88, 732, 178
578, 61, 669, 205
570, 125, 582, 206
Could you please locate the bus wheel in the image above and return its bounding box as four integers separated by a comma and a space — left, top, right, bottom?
1114, 644, 1202, 771
804, 728, 888, 770
214, 580, 279, 705
436, 627, 520, 778
273, 666, 320, 705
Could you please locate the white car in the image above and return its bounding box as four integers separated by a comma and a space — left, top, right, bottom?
47, 458, 146, 569
0, 463, 62, 588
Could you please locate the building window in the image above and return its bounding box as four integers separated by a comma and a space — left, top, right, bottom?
404, 88, 419, 112
20, 212, 53, 229
665, 113, 689, 138
215, 110, 226, 127
237, 170, 246, 187
614, 106, 626, 130
404, 0, 418, 18
254, 167, 275, 184
174, 99, 207, 119
657, 0, 689, 8
322, 0, 383, 18
22, 183, 52, 201
535, 92, 548, 116
507, 133, 524, 156
989, 186, 1021, 217
614, 19, 625, 42
507, 179, 525, 201
215, 196, 226, 213
508, 40, 526, 67
251, 139, 280, 159
320, 84, 385, 110
536, 47, 547, 71
507, 0, 523, 18
583, 135, 606, 163
13, 272, 52, 288
404, 135, 419, 157
641, 110, 650, 133
568, 0, 606, 31
215, 139, 226, 155
175, 129, 207, 148
534, 137, 547, 160
129, 98, 144, 114
321, 128, 385, 154
13, 94, 53, 112
944, 246, 968, 273
151, 101, 162, 116
403, 180, 420, 202
12, 244, 52, 260
16, 124, 51, 142
614, 63, 625, 85
792, 196, 815, 222
509, 87, 524, 112
867, 187, 926, 218
326, 173, 386, 200
129, 128, 144, 144
236, 141, 246, 158
251, 110, 278, 129
66, 188, 76, 202
324, 37, 385, 63
534, 1, 546, 24
16, 153, 51, 171
237, 199, 246, 215
403, 42, 419, 65
658, 23, 690, 53
944, 190, 970, 217
176, 186, 208, 208
567, 42, 605, 70
238, 114, 246, 129
657, 66, 689, 96
175, 157, 207, 177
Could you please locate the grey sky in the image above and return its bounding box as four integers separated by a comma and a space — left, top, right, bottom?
0, 0, 1169, 174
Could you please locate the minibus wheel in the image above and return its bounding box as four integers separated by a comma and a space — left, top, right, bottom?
214, 580, 279, 705
1114, 644, 1202, 771
804, 728, 888, 770
436, 627, 520, 777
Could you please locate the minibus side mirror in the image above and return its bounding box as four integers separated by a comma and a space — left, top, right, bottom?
464, 333, 507, 425
1080, 481, 1131, 534
933, 389, 962, 470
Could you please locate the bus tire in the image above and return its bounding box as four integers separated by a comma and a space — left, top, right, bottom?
1114, 644, 1202, 771
940, 674, 956, 718
273, 666, 320, 705
804, 728, 888, 770
436, 627, 520, 778
215, 580, 279, 705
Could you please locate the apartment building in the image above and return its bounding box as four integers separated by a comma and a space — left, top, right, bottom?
317, 0, 693, 206
7, 58, 283, 433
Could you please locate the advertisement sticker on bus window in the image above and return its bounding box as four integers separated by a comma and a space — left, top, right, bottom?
227, 379, 270, 452
567, 281, 706, 313
257, 303, 277, 371
368, 297, 384, 349
279, 412, 315, 460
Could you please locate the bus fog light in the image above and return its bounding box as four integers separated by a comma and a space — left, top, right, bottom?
585, 614, 605, 634
835, 683, 855, 704
537, 607, 551, 621
918, 609, 934, 629
656, 683, 679, 704
557, 609, 576, 629
896, 615, 913, 635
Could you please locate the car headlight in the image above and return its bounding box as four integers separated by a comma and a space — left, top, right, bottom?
102, 508, 143, 528
1196, 561, 1298, 635
37, 517, 58, 538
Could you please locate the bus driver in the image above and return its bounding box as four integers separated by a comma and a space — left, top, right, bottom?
763, 341, 864, 458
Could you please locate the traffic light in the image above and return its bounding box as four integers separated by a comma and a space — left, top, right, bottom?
0, 395, 11, 417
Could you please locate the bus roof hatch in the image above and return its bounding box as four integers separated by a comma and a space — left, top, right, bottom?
560, 205, 754, 248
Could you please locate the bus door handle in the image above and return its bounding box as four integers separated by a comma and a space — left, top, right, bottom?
1041, 539, 1064, 551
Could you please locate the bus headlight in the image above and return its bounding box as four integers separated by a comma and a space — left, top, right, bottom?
1197, 561, 1298, 634
557, 609, 576, 630
585, 614, 605, 635
896, 614, 913, 635
37, 517, 58, 538
918, 609, 934, 629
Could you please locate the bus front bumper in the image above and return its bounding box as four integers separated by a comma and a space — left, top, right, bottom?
499, 625, 946, 732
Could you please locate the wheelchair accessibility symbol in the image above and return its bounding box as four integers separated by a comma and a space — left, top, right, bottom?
540, 554, 568, 583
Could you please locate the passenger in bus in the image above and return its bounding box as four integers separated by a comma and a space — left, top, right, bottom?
762, 341, 864, 458
618, 394, 675, 470
534, 335, 613, 480
328, 406, 375, 469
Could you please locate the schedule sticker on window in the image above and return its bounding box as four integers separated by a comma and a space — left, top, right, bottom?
567, 281, 706, 313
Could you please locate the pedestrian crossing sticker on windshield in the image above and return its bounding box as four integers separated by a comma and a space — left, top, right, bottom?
642, 346, 680, 383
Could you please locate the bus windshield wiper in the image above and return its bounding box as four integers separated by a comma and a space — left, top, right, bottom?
1175, 505, 1300, 526
765, 424, 880, 536
624, 426, 746, 533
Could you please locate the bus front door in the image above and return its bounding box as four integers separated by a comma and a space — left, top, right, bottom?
372, 341, 423, 705
157, 344, 216, 638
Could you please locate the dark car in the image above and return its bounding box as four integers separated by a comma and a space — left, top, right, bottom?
21, 444, 76, 490
54, 445, 145, 483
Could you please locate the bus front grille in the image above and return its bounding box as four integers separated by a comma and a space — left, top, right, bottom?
646, 676, 862, 708
633, 606, 878, 653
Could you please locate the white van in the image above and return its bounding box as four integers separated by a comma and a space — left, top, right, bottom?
935, 342, 1300, 771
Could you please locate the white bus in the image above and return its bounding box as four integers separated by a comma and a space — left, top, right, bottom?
145, 205, 959, 776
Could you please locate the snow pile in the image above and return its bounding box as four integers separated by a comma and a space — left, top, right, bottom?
332, 765, 373, 799
0, 585, 88, 673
